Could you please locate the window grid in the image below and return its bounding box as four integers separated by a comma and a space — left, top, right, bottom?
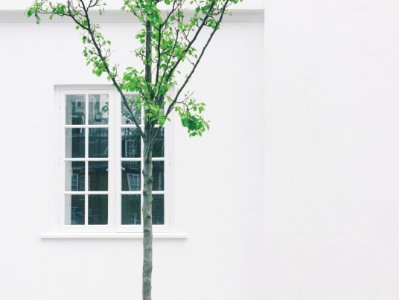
61, 89, 167, 231
64, 95, 86, 225
119, 98, 165, 227
64, 94, 110, 226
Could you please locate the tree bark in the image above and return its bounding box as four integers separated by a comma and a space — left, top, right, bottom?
142, 126, 153, 300
143, 18, 153, 300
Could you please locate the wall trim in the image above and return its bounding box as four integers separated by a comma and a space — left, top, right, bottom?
41, 232, 188, 239
0, 9, 264, 23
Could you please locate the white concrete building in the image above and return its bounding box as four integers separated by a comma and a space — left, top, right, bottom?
2, 1, 399, 300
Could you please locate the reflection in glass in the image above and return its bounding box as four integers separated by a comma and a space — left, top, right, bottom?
122, 195, 141, 225
89, 128, 108, 158
66, 95, 85, 125
65, 195, 85, 225
65, 128, 85, 158
153, 195, 164, 225
153, 161, 164, 191
122, 161, 141, 191
121, 95, 141, 124
153, 128, 164, 158
88, 195, 108, 225
121, 128, 141, 158
89, 161, 108, 191
89, 94, 109, 125
65, 161, 85, 191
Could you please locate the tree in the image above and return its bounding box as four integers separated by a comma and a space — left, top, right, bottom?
27, 1, 242, 299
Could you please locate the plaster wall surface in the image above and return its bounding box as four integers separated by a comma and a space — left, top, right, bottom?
264, 1, 399, 299
4, 0, 399, 299
0, 14, 264, 300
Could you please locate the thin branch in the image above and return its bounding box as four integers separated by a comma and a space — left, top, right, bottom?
77, 0, 145, 138
156, 26, 180, 89
165, 0, 230, 119
159, 1, 217, 94
144, 16, 155, 158
154, 26, 163, 85
154, 0, 179, 88
154, 0, 182, 88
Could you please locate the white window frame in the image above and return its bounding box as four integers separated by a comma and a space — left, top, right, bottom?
54, 85, 174, 234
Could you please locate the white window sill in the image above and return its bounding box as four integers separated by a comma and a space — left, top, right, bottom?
41, 232, 187, 240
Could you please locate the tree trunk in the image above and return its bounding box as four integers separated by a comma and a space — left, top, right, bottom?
143, 17, 154, 300
142, 125, 153, 300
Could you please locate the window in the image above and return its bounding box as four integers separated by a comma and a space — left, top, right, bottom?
58, 86, 171, 233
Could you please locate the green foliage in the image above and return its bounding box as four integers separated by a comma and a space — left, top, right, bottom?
27, 2, 241, 299
175, 99, 209, 136
27, 0, 242, 139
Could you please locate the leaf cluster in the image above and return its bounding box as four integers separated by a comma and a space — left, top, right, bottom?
27, 0, 242, 139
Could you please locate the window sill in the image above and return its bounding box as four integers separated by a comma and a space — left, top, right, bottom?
40, 232, 187, 240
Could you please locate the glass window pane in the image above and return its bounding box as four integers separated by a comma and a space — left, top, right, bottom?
65, 128, 85, 158
66, 95, 85, 125
89, 161, 108, 191
153, 128, 164, 158
65, 195, 85, 225
88, 195, 108, 225
122, 161, 141, 191
89, 94, 109, 125
122, 195, 141, 225
122, 128, 141, 158
153, 195, 164, 225
65, 161, 85, 191
153, 161, 164, 191
121, 95, 141, 125
89, 128, 108, 158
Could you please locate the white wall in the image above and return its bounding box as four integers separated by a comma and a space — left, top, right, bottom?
6, 0, 399, 299
265, 1, 399, 299
0, 9, 264, 300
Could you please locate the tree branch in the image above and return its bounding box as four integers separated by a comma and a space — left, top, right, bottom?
165, 0, 230, 119
159, 1, 217, 94
77, 0, 145, 138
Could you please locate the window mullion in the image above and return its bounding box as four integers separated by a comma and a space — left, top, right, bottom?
112, 90, 118, 230
141, 124, 144, 227
115, 91, 122, 230
84, 94, 89, 226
